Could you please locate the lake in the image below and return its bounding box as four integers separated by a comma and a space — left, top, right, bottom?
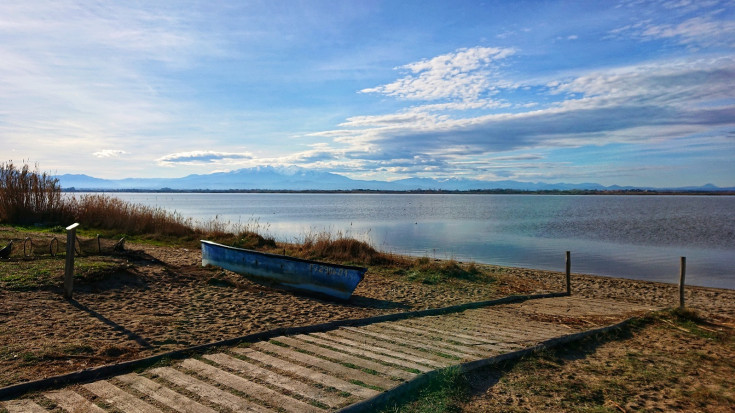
97, 193, 735, 289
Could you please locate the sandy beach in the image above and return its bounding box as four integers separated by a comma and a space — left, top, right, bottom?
1, 242, 733, 388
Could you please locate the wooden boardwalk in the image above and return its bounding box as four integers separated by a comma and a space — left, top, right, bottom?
1, 296, 656, 412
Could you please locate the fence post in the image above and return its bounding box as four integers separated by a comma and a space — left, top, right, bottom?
679, 256, 686, 309
64, 223, 80, 299
565, 251, 571, 295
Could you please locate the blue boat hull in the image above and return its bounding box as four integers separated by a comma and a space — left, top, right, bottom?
201, 240, 366, 300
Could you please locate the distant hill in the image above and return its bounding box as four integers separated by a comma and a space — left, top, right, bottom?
55, 166, 733, 192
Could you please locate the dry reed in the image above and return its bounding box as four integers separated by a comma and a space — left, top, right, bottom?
0, 162, 66, 224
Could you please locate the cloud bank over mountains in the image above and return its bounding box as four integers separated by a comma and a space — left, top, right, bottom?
56, 166, 731, 192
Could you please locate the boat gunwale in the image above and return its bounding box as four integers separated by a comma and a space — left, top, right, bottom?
200, 240, 368, 278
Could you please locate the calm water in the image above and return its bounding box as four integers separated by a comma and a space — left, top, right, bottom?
99, 193, 735, 289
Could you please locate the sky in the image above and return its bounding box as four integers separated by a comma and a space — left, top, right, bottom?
1, 0, 734, 187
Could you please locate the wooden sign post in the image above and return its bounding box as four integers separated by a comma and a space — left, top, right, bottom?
64, 223, 80, 299
565, 251, 571, 295
679, 256, 686, 309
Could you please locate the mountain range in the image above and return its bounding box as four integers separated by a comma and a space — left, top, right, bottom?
55, 166, 733, 192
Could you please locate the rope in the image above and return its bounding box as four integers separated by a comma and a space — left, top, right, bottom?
49, 237, 59, 257
23, 237, 33, 258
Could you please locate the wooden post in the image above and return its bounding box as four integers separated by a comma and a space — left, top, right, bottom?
565, 251, 571, 295
679, 256, 686, 309
64, 223, 80, 299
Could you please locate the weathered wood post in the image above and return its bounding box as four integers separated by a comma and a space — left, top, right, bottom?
679, 256, 686, 309
64, 223, 80, 299
565, 251, 571, 295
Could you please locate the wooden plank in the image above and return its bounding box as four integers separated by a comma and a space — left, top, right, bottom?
423, 310, 558, 332
406, 315, 558, 342
116, 373, 217, 413
1, 399, 48, 413
277, 335, 416, 380
204, 352, 348, 409
44, 389, 106, 413
297, 334, 433, 373
391, 320, 494, 344
150, 367, 275, 413
179, 358, 323, 413
342, 326, 469, 360
419, 314, 564, 339
321, 330, 450, 368
84, 380, 164, 413
367, 324, 491, 358
254, 341, 396, 390
231, 348, 379, 400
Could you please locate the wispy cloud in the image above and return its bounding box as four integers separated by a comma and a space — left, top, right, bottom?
360, 47, 515, 102
158, 151, 253, 165
610, 0, 735, 49
93, 150, 127, 158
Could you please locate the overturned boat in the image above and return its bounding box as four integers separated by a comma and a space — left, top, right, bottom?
201, 240, 366, 300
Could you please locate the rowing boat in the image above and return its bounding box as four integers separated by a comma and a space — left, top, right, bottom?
201, 240, 366, 300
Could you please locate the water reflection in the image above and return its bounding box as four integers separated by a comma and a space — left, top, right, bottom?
99, 193, 735, 289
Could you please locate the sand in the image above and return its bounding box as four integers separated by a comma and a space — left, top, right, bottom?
1, 242, 733, 388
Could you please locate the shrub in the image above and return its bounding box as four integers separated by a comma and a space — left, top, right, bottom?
300, 231, 395, 265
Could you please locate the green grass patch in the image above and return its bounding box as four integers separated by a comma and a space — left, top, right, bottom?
380, 367, 467, 413
0, 256, 127, 290
406, 258, 488, 285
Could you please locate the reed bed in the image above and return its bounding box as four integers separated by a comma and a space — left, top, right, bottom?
0, 162, 66, 224
68, 194, 194, 237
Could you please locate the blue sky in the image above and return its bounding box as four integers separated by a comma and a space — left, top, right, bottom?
1, 0, 734, 187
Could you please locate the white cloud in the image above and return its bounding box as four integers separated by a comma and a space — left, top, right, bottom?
158, 151, 253, 165
360, 46, 515, 102
640, 16, 735, 48
93, 149, 127, 158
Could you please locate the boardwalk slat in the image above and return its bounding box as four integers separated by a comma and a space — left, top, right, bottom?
116, 373, 217, 413
277, 335, 416, 380
297, 334, 434, 373
150, 366, 275, 413
44, 389, 106, 413
179, 358, 323, 413
368, 324, 492, 358
321, 330, 451, 368
419, 311, 563, 335
406, 318, 555, 346
391, 320, 495, 344
84, 380, 164, 413
231, 348, 379, 399
204, 352, 348, 409
1, 399, 48, 413
343, 326, 470, 360
418, 314, 563, 340
254, 341, 397, 390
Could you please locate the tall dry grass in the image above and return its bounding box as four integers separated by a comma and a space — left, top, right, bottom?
298, 231, 397, 266
0, 162, 66, 224
68, 194, 194, 237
